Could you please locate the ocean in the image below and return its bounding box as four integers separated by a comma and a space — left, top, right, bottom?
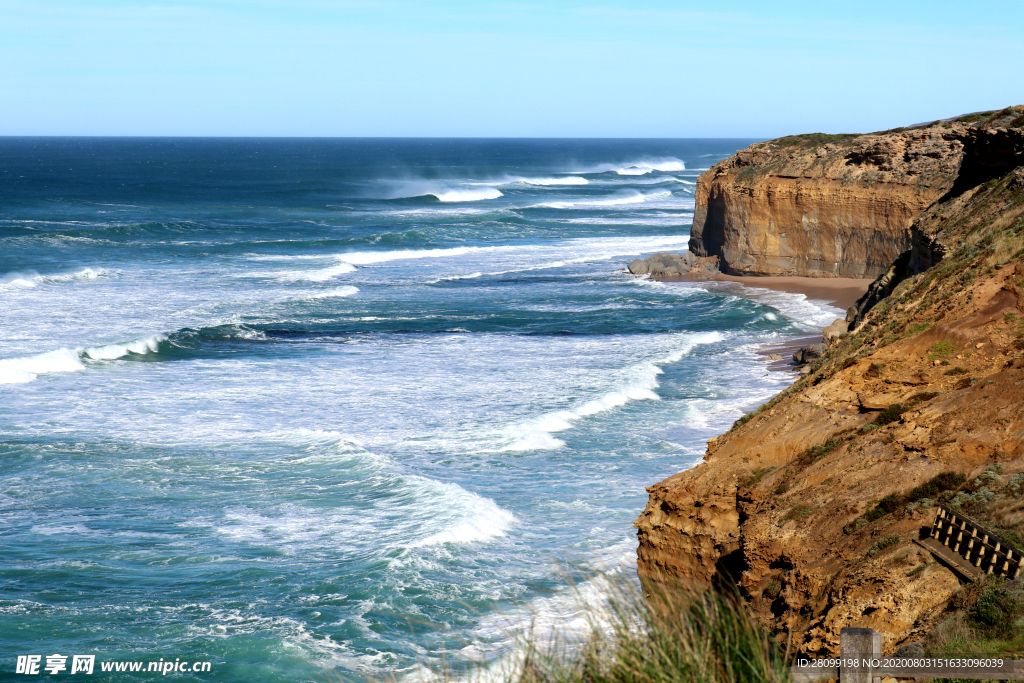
0, 138, 841, 681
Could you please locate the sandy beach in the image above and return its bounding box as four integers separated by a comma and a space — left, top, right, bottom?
659, 274, 873, 374
712, 275, 873, 310
657, 273, 873, 311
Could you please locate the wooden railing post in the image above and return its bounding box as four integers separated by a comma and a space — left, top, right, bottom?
840, 627, 881, 683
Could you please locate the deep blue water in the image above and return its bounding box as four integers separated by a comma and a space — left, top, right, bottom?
0, 138, 838, 681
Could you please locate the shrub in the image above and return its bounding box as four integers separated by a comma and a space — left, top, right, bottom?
781, 505, 812, 526
846, 472, 965, 532
868, 534, 902, 556
968, 584, 1022, 636
843, 517, 868, 535
742, 467, 775, 488
957, 111, 995, 124
807, 438, 841, 462
928, 340, 957, 361
864, 362, 888, 378
875, 403, 906, 426
512, 581, 792, 683
907, 472, 967, 502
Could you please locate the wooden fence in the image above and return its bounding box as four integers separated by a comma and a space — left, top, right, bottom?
792, 627, 1024, 682
789, 509, 1024, 679
927, 505, 1024, 579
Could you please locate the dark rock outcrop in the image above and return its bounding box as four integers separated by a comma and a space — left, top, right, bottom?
627, 251, 720, 278
792, 343, 827, 365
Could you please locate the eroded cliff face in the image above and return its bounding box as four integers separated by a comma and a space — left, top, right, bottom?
689, 111, 1023, 278
637, 109, 1024, 656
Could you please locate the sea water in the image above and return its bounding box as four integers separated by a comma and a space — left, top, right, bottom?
0, 138, 841, 681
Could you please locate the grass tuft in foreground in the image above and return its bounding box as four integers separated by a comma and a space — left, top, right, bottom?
511, 582, 791, 683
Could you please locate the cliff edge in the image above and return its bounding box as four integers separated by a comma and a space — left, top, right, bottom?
689, 111, 1024, 278
637, 107, 1024, 656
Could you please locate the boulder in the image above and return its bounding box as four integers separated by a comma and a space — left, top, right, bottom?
626, 251, 721, 279
793, 342, 827, 365
823, 318, 849, 344
627, 258, 649, 275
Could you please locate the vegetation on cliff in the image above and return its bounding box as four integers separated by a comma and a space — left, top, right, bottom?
688, 105, 1024, 278
511, 583, 789, 683
635, 107, 1024, 657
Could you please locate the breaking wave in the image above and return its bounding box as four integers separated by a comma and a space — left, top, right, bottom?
572, 158, 686, 176
389, 187, 504, 203
0, 267, 107, 290
430, 188, 503, 202
277, 262, 358, 282
531, 190, 673, 210
300, 286, 360, 300
499, 331, 725, 451
506, 176, 589, 186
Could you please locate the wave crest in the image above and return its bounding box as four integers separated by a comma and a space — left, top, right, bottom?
0, 334, 168, 384
509, 176, 589, 186
497, 331, 724, 451
0, 349, 85, 384
531, 190, 672, 210
572, 157, 686, 176
431, 188, 503, 202
83, 335, 166, 361
0, 267, 107, 290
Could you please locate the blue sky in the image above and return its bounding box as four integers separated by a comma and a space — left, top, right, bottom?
1, 0, 1022, 137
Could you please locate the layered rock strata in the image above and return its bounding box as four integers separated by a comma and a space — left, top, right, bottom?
688, 111, 1024, 278
636, 107, 1024, 656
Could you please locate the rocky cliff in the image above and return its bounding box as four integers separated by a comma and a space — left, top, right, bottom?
636, 107, 1024, 656
689, 110, 1024, 278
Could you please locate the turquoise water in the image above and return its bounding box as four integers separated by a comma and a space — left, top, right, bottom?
0, 139, 839, 681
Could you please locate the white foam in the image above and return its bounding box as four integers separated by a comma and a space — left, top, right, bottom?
507, 176, 589, 186
439, 539, 639, 683
598, 176, 693, 186
425, 272, 484, 284
302, 286, 360, 299
0, 349, 85, 384
83, 335, 165, 361
278, 261, 357, 282
708, 281, 845, 331
339, 246, 479, 265
385, 183, 504, 203
431, 188, 503, 203
30, 523, 95, 536
205, 475, 515, 555
501, 430, 568, 453
498, 331, 724, 451
571, 157, 686, 176
410, 483, 518, 546
531, 190, 673, 210
0, 267, 107, 290
259, 235, 693, 280
0, 333, 169, 384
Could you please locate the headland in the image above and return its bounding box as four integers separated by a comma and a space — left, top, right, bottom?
629, 106, 1024, 656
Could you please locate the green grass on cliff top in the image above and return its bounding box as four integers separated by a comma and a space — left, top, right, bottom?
772, 132, 860, 148
489, 581, 791, 683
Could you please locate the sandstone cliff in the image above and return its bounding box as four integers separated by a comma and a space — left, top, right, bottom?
636, 107, 1024, 656
689, 110, 1024, 278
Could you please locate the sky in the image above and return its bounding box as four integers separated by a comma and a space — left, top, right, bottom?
1, 0, 1022, 137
